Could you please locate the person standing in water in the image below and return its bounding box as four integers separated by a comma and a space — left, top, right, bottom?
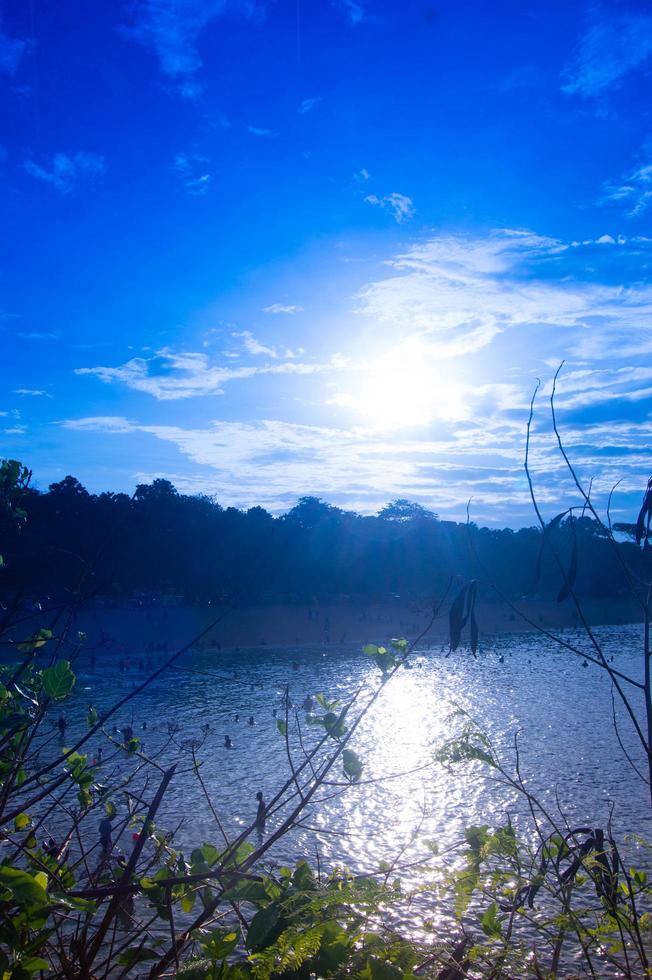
99, 814, 114, 858
57, 714, 66, 737
254, 791, 266, 829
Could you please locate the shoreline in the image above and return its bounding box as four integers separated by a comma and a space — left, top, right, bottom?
64, 597, 644, 655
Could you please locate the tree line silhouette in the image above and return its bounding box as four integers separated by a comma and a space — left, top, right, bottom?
1, 470, 649, 604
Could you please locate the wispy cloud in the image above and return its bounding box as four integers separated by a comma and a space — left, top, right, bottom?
247, 125, 277, 137
262, 303, 303, 314
232, 330, 304, 359
355, 229, 652, 361
75, 347, 341, 400
59, 414, 515, 515
23, 153, 105, 194
60, 228, 652, 521
601, 162, 652, 216
336, 0, 367, 26
354, 168, 370, 183
120, 0, 264, 99
364, 191, 415, 223
562, 12, 652, 97
59, 407, 652, 522
13, 388, 51, 397
17, 331, 59, 340
0, 20, 31, 76
298, 97, 321, 114
174, 152, 212, 195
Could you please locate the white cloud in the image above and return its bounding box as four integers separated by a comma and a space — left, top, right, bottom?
58, 407, 652, 522
247, 125, 277, 137
354, 168, 370, 182
13, 388, 51, 397
75, 347, 341, 400
298, 97, 321, 114
231, 330, 304, 359
355, 229, 652, 359
60, 227, 652, 521
601, 162, 652, 216
262, 303, 303, 314
364, 192, 415, 223
120, 0, 263, 98
23, 153, 105, 194
58, 414, 519, 515
562, 12, 652, 97
174, 152, 212, 195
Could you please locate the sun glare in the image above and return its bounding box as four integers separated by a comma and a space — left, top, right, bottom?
341, 356, 469, 429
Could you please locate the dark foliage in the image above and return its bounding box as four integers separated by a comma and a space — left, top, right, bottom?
0, 471, 649, 604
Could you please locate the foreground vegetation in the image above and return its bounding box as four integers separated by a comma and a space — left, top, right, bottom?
2, 604, 652, 979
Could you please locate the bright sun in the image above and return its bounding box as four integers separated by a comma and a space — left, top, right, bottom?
340, 355, 469, 429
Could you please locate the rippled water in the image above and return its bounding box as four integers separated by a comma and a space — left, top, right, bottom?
20, 621, 652, 959
59, 624, 651, 872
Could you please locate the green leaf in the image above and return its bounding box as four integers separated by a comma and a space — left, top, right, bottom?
363, 956, 403, 980
105, 801, 117, 819
191, 844, 220, 868
78, 787, 93, 808
14, 813, 30, 831
51, 893, 96, 913
276, 718, 287, 737
118, 947, 160, 967
19, 957, 50, 973
200, 928, 238, 961
181, 891, 196, 914
87, 706, 98, 728
342, 749, 363, 783
480, 901, 503, 937
246, 904, 281, 952
17, 628, 52, 655
292, 860, 315, 890
0, 866, 49, 910
41, 661, 75, 700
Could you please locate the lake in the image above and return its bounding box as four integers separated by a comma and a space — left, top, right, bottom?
49, 619, 651, 942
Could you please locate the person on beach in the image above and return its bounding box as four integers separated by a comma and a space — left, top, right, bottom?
255, 791, 266, 829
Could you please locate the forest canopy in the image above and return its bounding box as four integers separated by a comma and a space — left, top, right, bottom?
0, 466, 648, 604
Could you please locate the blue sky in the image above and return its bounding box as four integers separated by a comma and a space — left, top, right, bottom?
2, 0, 652, 525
